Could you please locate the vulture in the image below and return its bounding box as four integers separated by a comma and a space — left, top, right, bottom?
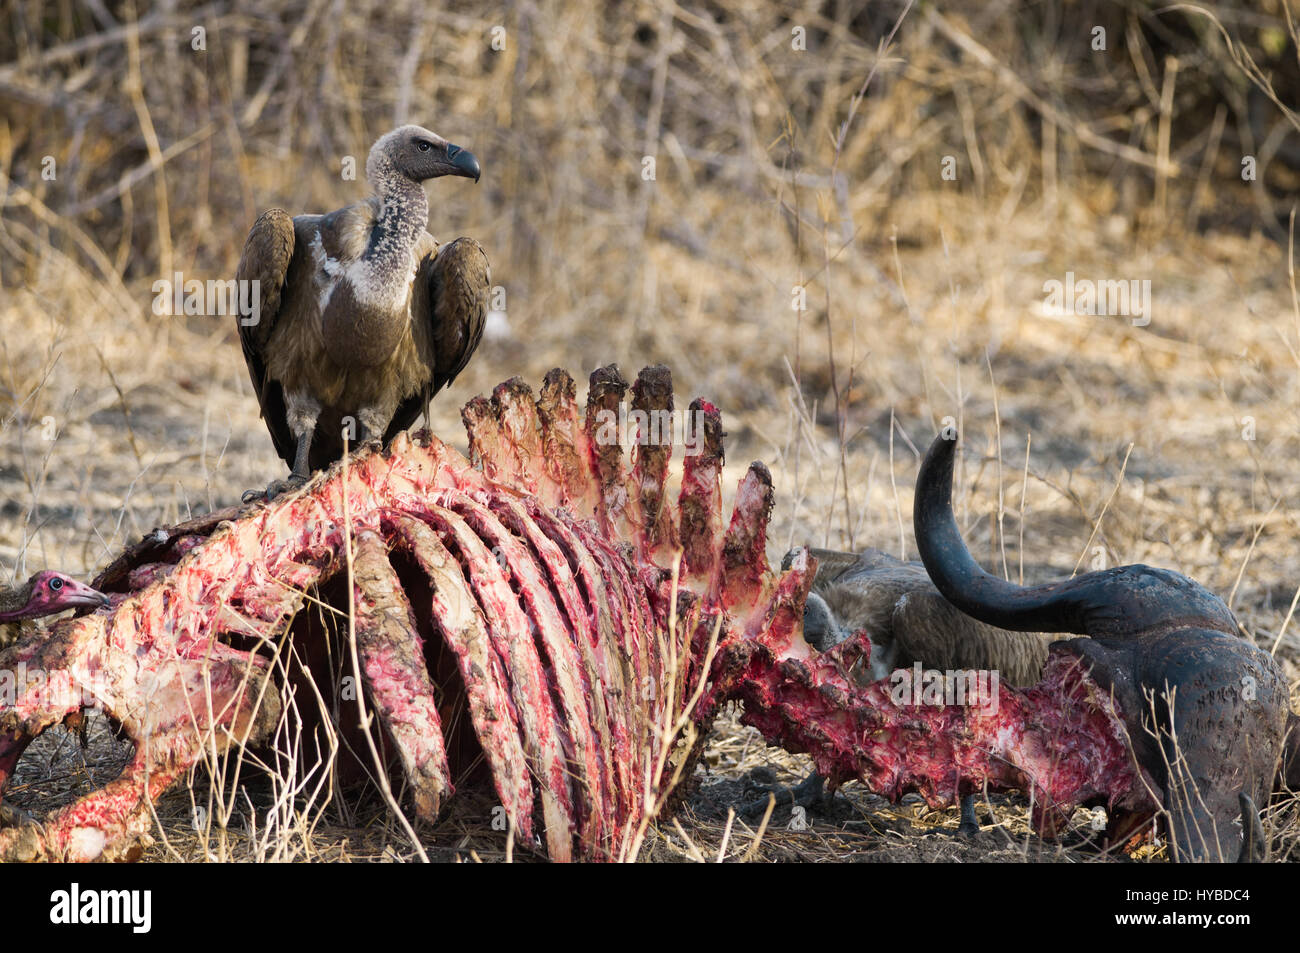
0, 569, 109, 826
236, 124, 490, 500
799, 547, 1054, 685
0, 570, 111, 650
763, 545, 1056, 834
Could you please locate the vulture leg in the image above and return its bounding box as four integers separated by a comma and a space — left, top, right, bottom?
957, 795, 979, 836
242, 393, 320, 502
356, 397, 402, 449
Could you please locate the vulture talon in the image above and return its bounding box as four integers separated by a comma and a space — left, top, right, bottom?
243, 474, 309, 503
0, 799, 36, 828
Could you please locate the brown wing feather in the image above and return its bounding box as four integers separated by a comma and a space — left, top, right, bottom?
891, 589, 1051, 685
235, 208, 297, 465
785, 546, 908, 585
387, 236, 490, 441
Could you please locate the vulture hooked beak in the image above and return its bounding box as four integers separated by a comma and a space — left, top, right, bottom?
446, 144, 481, 182
58, 578, 112, 613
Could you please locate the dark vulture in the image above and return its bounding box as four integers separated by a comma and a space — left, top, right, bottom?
766, 546, 1055, 833
236, 124, 489, 499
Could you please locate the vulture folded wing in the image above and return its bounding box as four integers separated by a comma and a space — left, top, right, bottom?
891, 588, 1051, 685
387, 236, 490, 441
795, 546, 907, 586
800, 547, 867, 584
235, 208, 298, 465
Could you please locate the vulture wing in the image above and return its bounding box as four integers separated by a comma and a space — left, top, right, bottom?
386, 236, 490, 442
891, 588, 1051, 685
795, 546, 908, 585
235, 208, 299, 466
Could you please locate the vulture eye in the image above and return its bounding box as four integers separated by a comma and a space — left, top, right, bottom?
49, 577, 63, 591
416, 140, 433, 153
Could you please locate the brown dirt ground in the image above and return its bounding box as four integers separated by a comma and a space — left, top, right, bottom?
2, 0, 1298, 862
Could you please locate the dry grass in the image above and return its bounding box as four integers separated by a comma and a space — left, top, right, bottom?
1, 0, 1299, 861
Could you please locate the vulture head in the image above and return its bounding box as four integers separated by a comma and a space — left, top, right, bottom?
367, 124, 481, 185
0, 571, 111, 622
801, 591, 851, 654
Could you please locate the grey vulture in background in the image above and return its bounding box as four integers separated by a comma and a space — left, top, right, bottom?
745, 546, 1057, 834
236, 124, 489, 500
797, 547, 1054, 685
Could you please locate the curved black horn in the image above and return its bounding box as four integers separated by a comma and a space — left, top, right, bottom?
913, 432, 1089, 633
912, 432, 1238, 639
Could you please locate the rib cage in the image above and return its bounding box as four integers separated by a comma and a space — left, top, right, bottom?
0, 364, 811, 862
8, 363, 1271, 863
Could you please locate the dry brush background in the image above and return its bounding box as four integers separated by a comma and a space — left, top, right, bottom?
1, 0, 1299, 861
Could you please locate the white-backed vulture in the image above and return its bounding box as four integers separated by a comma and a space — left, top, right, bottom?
798, 547, 1054, 685
769, 546, 1056, 833
236, 124, 489, 499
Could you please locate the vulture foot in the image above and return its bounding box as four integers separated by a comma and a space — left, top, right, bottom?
241, 473, 310, 503
738, 770, 830, 820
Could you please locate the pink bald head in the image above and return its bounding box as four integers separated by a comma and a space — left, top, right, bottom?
0, 571, 111, 622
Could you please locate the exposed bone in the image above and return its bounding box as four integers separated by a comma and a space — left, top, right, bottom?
584, 364, 634, 538
677, 399, 724, 590
629, 364, 678, 560
536, 368, 600, 516
383, 512, 533, 838
349, 529, 451, 821
1, 365, 1291, 863
417, 500, 576, 861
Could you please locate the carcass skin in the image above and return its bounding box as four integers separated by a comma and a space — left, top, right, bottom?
0, 365, 1289, 862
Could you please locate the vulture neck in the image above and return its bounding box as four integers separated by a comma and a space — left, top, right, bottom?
321, 158, 430, 367
364, 161, 429, 269
0, 581, 34, 621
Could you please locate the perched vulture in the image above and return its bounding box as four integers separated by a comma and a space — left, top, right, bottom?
236, 124, 489, 499
0, 571, 111, 650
